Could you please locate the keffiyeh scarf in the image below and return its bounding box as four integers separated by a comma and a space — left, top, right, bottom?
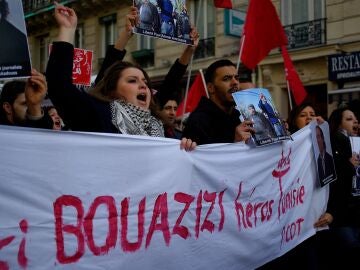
110, 100, 164, 137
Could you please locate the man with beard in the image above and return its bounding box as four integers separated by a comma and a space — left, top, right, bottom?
182, 59, 254, 145
0, 69, 52, 128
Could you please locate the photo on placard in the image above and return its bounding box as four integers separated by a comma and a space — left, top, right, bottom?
310, 121, 337, 187
232, 88, 290, 146
350, 137, 360, 196
0, 0, 31, 79
133, 0, 193, 45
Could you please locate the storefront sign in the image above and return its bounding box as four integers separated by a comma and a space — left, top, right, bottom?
328, 51, 360, 81
224, 9, 246, 37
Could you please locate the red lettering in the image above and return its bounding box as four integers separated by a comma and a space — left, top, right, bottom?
279, 180, 305, 217
0, 235, 15, 270
299, 186, 305, 203
218, 189, 226, 231
121, 197, 145, 252
245, 203, 253, 228
201, 191, 216, 233
145, 193, 170, 248
281, 217, 305, 246
0, 236, 15, 250
53, 195, 85, 264
260, 200, 274, 222
253, 202, 263, 226
172, 192, 194, 239
84, 196, 117, 256
195, 190, 202, 238
18, 219, 28, 268
0, 261, 9, 270
234, 183, 247, 230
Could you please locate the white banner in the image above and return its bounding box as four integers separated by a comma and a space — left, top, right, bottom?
0, 125, 328, 270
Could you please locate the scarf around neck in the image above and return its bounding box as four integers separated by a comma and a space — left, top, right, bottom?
110, 100, 164, 137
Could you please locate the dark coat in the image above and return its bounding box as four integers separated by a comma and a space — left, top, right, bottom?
46, 42, 118, 133
46, 42, 188, 133
182, 97, 240, 145
137, 1, 161, 33
327, 131, 360, 227
317, 151, 336, 184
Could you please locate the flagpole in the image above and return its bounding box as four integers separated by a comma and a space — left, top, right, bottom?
181, 0, 203, 117
286, 80, 293, 111
199, 69, 209, 97
236, 34, 245, 72
182, 57, 193, 116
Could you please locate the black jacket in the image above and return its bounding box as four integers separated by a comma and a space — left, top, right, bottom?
182, 97, 240, 145
327, 131, 360, 227
46, 42, 188, 133
317, 151, 336, 184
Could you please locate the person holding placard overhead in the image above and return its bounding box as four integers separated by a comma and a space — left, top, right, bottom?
46, 3, 196, 151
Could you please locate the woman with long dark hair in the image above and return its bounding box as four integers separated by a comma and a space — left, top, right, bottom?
46, 3, 196, 150
327, 107, 360, 263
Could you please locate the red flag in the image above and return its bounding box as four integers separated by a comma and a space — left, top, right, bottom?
240, 0, 288, 69
176, 72, 207, 117
281, 46, 307, 105
214, 0, 233, 9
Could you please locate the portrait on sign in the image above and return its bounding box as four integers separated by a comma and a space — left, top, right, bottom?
0, 0, 31, 79
133, 0, 193, 45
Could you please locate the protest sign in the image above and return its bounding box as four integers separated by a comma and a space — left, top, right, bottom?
72, 48, 93, 86
0, 0, 31, 79
310, 121, 337, 187
133, 0, 193, 45
49, 45, 93, 86
0, 125, 327, 269
233, 88, 290, 146
350, 137, 360, 196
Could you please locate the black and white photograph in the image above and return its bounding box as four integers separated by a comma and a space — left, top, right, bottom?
311, 122, 337, 187
0, 0, 31, 79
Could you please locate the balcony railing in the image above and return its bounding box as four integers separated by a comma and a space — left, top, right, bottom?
284, 18, 326, 50
194, 37, 215, 60
22, 0, 76, 17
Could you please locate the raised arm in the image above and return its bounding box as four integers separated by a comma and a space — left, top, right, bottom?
95, 6, 138, 85
54, 2, 77, 44
156, 27, 200, 105
46, 3, 102, 132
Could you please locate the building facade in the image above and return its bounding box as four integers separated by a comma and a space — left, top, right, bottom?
23, 0, 360, 119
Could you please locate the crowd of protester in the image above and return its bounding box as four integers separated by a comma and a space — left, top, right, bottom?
1, 2, 360, 269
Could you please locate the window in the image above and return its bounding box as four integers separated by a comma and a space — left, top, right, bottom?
99, 14, 117, 58
38, 34, 50, 73
132, 35, 155, 68
281, 0, 326, 49
138, 35, 154, 51
190, 0, 215, 59
281, 0, 325, 25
